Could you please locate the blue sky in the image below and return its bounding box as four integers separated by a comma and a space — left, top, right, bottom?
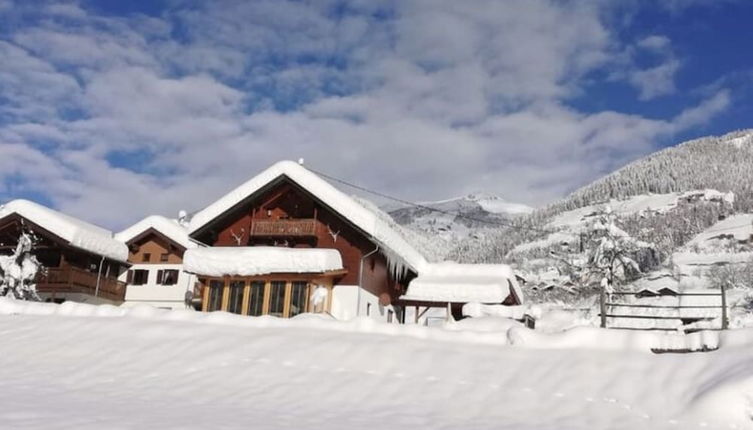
0, 0, 750, 228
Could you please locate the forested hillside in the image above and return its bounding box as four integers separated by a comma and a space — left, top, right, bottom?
541, 129, 753, 217
438, 130, 753, 302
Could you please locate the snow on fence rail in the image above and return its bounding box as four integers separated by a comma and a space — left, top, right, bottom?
598, 286, 729, 332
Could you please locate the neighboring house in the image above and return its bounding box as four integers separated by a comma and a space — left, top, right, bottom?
115, 216, 198, 309
0, 199, 130, 304
183, 160, 522, 322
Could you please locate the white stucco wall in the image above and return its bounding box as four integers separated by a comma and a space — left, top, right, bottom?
402, 306, 449, 326
330, 285, 398, 323
119, 264, 195, 310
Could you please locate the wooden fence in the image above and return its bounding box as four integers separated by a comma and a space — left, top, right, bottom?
599, 285, 728, 331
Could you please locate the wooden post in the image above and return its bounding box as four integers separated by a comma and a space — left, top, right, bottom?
721, 283, 729, 330
600, 286, 607, 328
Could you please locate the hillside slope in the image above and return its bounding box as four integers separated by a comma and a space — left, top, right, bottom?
444, 130, 753, 302
545, 129, 753, 217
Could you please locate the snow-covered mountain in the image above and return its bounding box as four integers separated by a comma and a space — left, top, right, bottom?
440, 129, 753, 305
387, 193, 532, 242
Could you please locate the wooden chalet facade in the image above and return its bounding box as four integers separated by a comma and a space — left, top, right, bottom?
185, 161, 424, 322
0, 201, 130, 304
184, 160, 523, 323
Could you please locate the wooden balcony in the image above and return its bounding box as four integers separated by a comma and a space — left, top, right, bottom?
36, 266, 127, 303
250, 219, 317, 237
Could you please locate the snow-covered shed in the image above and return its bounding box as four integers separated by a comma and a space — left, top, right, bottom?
0, 199, 130, 304
115, 215, 199, 310
400, 262, 523, 321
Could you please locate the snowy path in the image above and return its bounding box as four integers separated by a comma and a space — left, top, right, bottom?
0, 308, 752, 429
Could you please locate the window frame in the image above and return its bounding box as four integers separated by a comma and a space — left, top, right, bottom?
200, 276, 332, 317
131, 269, 149, 286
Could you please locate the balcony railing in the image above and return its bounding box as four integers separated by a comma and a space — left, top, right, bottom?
36, 266, 127, 302
250, 219, 317, 237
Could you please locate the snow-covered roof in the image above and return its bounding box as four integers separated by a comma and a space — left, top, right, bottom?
188, 160, 427, 274
0, 199, 128, 262
400, 262, 523, 304
115, 215, 196, 250
632, 272, 679, 294
183, 246, 344, 277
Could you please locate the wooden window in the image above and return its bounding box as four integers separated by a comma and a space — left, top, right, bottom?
246, 281, 265, 316
160, 253, 169, 262
227, 281, 245, 314
126, 270, 134, 284
207, 280, 224, 312
142, 253, 151, 263
132, 269, 149, 285
268, 281, 286, 317
289, 281, 309, 318
157, 269, 179, 286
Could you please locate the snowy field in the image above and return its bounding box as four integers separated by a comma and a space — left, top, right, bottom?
1, 300, 753, 429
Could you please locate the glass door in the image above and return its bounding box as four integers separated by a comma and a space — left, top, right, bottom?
268, 281, 286, 317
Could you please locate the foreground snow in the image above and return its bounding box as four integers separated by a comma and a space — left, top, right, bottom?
1, 300, 753, 429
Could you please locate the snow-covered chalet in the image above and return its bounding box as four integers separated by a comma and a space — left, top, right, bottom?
183, 160, 523, 322
0, 200, 130, 304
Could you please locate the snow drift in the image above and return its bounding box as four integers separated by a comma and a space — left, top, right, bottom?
1, 299, 753, 429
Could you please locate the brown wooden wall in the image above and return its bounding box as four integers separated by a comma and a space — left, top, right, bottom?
192, 179, 409, 300
127, 233, 183, 264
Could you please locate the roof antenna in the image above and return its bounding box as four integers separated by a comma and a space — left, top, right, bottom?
298, 158, 305, 165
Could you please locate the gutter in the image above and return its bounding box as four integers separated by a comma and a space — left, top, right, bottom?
356, 244, 379, 317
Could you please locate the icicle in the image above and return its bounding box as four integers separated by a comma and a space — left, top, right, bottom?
384, 248, 409, 280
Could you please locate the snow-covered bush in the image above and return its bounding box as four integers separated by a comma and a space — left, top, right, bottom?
707, 258, 753, 290
0, 231, 42, 300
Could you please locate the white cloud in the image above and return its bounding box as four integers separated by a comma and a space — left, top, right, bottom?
629, 58, 681, 100
0, 0, 735, 228
623, 35, 682, 100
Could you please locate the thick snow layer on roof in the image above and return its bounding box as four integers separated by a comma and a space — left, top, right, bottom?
188, 160, 427, 274
0, 199, 128, 262
632, 272, 679, 293
115, 215, 196, 250
183, 246, 343, 277
401, 262, 522, 304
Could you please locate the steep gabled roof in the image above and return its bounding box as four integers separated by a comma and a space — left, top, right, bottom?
115, 215, 197, 250
188, 160, 428, 274
0, 199, 128, 262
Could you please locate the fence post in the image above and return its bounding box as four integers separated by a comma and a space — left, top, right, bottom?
600, 287, 607, 328
721, 283, 728, 330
